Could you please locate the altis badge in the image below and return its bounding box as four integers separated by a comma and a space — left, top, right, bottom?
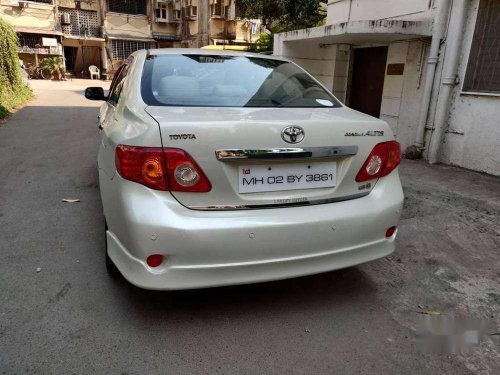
345, 130, 384, 137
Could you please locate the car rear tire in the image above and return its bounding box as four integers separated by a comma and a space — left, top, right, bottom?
105, 220, 122, 279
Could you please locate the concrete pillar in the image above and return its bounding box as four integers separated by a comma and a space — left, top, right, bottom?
100, 43, 108, 71
197, 0, 210, 47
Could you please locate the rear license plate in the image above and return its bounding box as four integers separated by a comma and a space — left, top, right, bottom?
238, 162, 336, 194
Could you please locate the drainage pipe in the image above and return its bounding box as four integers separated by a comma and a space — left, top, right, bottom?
428, 0, 468, 163
413, 0, 450, 150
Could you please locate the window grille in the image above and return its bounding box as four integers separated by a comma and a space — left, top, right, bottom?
111, 39, 150, 61
463, 0, 500, 93
18, 33, 43, 48
108, 0, 147, 15
59, 8, 101, 38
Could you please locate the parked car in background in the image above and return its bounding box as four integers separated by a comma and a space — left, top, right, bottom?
85, 49, 404, 290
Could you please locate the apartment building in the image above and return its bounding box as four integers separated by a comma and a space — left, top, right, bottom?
233, 18, 262, 46
1, 0, 237, 75
1, 0, 65, 69
274, 0, 500, 176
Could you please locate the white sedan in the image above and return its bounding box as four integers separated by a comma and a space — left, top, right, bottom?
85, 49, 404, 290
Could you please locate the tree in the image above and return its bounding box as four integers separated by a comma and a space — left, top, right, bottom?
238, 0, 326, 34
0, 18, 32, 118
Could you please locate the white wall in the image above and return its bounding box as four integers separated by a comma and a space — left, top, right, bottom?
275, 41, 351, 103
275, 0, 500, 175
379, 42, 409, 137
277, 40, 338, 93
436, 0, 500, 175
397, 41, 430, 150
327, 0, 436, 24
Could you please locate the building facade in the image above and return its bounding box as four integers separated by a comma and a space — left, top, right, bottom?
1, 0, 237, 75
274, 0, 500, 176
1, 0, 65, 69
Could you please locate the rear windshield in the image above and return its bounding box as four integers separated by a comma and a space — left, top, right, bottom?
141, 54, 341, 108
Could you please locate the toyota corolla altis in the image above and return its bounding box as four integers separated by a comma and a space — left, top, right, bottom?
85, 49, 404, 290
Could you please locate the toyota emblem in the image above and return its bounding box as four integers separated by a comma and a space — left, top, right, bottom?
281, 126, 305, 144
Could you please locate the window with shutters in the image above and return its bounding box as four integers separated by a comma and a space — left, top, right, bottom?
463, 0, 500, 94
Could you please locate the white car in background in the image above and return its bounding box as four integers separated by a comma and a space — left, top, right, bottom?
85, 49, 404, 290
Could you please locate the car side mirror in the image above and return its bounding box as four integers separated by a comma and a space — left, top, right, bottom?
85, 87, 106, 101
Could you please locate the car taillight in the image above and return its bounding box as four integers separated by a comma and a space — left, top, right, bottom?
164, 148, 212, 192
355, 141, 401, 182
115, 145, 168, 190
115, 145, 211, 192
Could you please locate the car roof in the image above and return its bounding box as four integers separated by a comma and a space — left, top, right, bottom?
147, 48, 287, 62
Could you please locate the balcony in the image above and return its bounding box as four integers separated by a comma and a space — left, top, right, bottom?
17, 33, 62, 55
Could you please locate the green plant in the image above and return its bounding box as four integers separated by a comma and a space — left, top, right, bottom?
0, 18, 32, 119
39, 56, 64, 80
248, 32, 273, 53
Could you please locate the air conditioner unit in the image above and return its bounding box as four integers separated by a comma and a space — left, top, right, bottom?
61, 13, 71, 25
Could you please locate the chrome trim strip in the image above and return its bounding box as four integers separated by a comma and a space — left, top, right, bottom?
188, 192, 370, 211
215, 146, 358, 161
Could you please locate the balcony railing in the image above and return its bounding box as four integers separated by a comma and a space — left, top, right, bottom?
17, 46, 62, 55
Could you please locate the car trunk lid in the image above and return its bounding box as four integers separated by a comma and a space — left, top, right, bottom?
145, 106, 393, 210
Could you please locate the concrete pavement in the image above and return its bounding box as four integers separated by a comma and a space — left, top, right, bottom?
0, 80, 499, 374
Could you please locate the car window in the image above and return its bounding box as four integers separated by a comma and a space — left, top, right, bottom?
107, 65, 125, 103
141, 54, 341, 108
108, 59, 132, 105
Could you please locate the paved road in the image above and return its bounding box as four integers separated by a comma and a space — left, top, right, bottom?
1, 80, 499, 374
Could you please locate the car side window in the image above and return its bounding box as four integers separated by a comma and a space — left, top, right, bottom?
108, 65, 127, 106
108, 65, 124, 97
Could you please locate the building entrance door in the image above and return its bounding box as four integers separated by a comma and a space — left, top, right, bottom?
348, 46, 388, 118
63, 47, 78, 73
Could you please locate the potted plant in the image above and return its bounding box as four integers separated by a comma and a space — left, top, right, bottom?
39, 57, 65, 80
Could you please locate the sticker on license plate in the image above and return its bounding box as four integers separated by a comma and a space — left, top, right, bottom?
238, 162, 336, 194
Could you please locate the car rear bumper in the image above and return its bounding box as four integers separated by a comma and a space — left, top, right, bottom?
102, 171, 404, 290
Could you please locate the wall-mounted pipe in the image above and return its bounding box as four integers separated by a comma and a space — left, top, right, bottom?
427, 0, 468, 164
410, 0, 450, 154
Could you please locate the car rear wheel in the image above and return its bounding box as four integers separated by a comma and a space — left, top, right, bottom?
105, 220, 122, 279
